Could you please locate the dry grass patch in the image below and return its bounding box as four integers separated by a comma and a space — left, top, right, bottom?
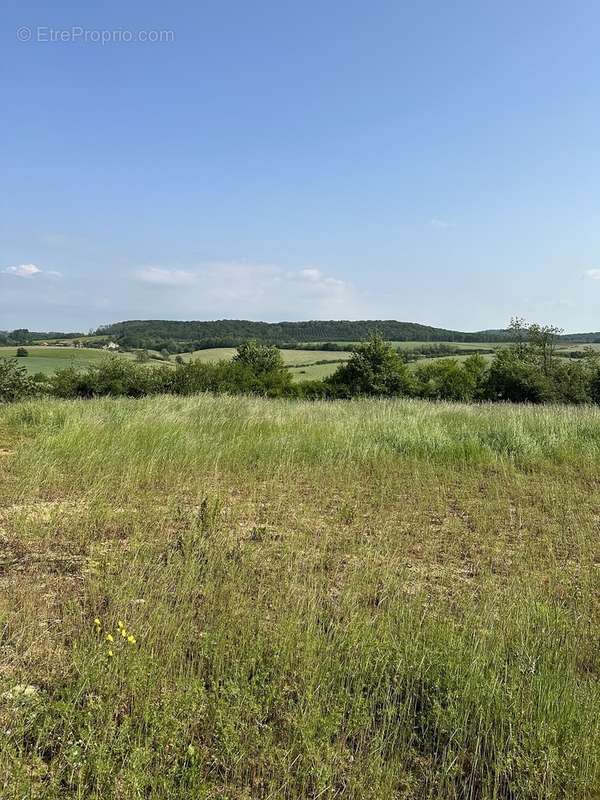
0, 396, 599, 798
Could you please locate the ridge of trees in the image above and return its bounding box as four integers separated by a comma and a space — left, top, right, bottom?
2, 319, 600, 406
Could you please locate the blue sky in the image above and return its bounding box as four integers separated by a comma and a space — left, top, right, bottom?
1, 1, 600, 333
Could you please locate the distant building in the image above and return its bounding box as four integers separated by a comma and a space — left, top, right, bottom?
103, 341, 119, 351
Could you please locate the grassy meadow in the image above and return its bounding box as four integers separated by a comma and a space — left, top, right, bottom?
178, 348, 353, 381
1, 395, 599, 798
4, 341, 595, 385
0, 346, 109, 375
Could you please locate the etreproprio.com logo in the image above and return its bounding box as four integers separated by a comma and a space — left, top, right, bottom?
16, 26, 175, 44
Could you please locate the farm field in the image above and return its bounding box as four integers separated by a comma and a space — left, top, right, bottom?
288, 361, 347, 381
179, 347, 352, 365
0, 395, 598, 798
0, 346, 109, 375
2, 341, 598, 384
178, 347, 352, 381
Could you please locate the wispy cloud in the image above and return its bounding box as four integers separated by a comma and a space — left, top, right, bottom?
2, 263, 42, 278
429, 218, 454, 229
1, 263, 62, 279
585, 269, 600, 280
131, 261, 355, 316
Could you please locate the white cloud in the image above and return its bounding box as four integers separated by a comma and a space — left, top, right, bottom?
1, 263, 62, 279
585, 269, 600, 280
134, 267, 197, 286
131, 261, 356, 316
429, 218, 454, 229
2, 263, 42, 278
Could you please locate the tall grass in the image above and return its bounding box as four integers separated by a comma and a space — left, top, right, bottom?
0, 395, 599, 798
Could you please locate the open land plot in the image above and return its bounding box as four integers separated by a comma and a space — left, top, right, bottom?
0, 346, 109, 375
0, 395, 599, 798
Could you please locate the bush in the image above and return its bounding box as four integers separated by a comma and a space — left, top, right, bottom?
485, 349, 554, 403
16, 347, 28, 357
0, 358, 38, 402
51, 357, 172, 399
233, 341, 285, 375
327, 335, 413, 398
169, 358, 296, 399
413, 358, 470, 401
551, 359, 596, 404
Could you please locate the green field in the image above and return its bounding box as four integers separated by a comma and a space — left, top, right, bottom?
0, 395, 598, 798
0, 345, 351, 383
0, 346, 109, 375
180, 347, 352, 364
289, 361, 346, 381
2, 342, 597, 386
178, 347, 352, 381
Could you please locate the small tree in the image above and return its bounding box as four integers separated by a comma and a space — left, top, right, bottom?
527, 322, 563, 375
233, 341, 284, 375
508, 316, 528, 359
485, 348, 553, 403
16, 347, 28, 357
327, 334, 412, 397
0, 359, 37, 402
414, 358, 478, 401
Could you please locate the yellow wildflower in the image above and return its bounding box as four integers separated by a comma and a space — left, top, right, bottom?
107, 649, 114, 657
94, 618, 101, 627
105, 634, 114, 642
117, 621, 124, 630
127, 634, 136, 644
121, 629, 127, 638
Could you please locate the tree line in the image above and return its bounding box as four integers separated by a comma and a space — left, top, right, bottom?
95, 318, 522, 349
2, 319, 600, 405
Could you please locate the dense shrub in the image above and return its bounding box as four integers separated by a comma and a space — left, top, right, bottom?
485, 350, 554, 403
50, 346, 295, 401
413, 356, 484, 401
0, 359, 38, 402
233, 340, 285, 374
326, 335, 413, 398
50, 358, 172, 399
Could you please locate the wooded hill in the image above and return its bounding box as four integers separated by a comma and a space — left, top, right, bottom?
96, 319, 513, 348
95, 319, 600, 351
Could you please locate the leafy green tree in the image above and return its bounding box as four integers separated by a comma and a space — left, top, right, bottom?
413, 358, 479, 401
0, 359, 38, 402
51, 357, 171, 399
16, 347, 28, 357
10, 329, 30, 345
463, 353, 489, 399
233, 341, 285, 375
485, 348, 554, 403
526, 322, 563, 375
552, 359, 596, 404
169, 357, 295, 398
327, 334, 412, 397
591, 368, 600, 405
